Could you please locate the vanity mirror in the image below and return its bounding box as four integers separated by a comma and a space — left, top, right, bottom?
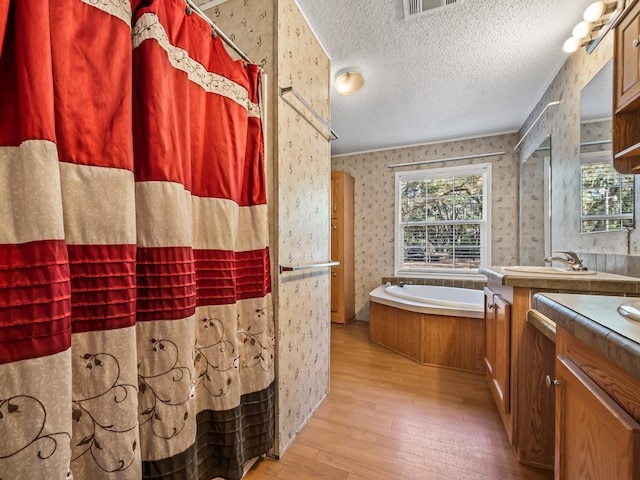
580, 59, 635, 233
520, 136, 551, 264
580, 59, 612, 149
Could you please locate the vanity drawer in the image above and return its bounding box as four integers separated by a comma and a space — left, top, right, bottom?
556, 326, 640, 423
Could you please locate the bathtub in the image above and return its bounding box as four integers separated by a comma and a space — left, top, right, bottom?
369, 284, 485, 372
369, 284, 484, 319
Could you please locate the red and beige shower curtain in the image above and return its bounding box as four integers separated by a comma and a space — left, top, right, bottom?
0, 1, 274, 479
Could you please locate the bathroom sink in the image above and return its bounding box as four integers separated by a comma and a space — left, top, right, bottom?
502, 266, 596, 275
617, 300, 640, 322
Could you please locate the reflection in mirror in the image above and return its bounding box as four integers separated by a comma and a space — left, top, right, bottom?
579, 59, 634, 233
580, 60, 612, 126
580, 152, 634, 233
520, 136, 551, 265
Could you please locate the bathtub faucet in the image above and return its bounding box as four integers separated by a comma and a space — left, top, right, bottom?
398, 281, 412, 287
544, 251, 588, 271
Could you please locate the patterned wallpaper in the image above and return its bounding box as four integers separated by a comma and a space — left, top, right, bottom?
212, 0, 331, 457
332, 134, 519, 321
581, 119, 612, 153
275, 0, 331, 455
519, 138, 549, 265
516, 33, 640, 262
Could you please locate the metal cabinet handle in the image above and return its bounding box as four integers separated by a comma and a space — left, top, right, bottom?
545, 375, 559, 388
486, 292, 498, 310
332, 225, 337, 230
633, 38, 640, 48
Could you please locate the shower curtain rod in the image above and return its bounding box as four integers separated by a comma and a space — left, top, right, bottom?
184, 0, 254, 65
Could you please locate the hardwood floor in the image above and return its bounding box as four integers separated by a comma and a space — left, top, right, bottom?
245, 321, 554, 480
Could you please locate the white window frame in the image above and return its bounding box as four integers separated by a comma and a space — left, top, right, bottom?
580, 151, 634, 234
394, 163, 492, 277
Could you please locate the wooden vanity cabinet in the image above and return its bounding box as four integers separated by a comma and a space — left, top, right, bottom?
483, 282, 525, 446
517, 313, 556, 470
330, 171, 355, 324
555, 327, 640, 479
615, 0, 640, 111
483, 279, 556, 469
613, 0, 640, 172
483, 272, 640, 474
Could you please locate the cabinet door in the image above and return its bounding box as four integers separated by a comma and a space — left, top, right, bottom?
330, 219, 341, 322
616, 2, 640, 110
484, 288, 511, 414
331, 219, 340, 261
330, 267, 340, 319
330, 172, 339, 219
493, 294, 511, 414
555, 356, 640, 480
484, 288, 496, 376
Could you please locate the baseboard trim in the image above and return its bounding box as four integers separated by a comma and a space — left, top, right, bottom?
273, 391, 329, 458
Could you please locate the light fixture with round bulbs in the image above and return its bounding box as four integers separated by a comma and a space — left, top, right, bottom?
563, 36, 581, 53
563, 1, 618, 54
572, 20, 592, 39
334, 68, 365, 96
583, 1, 606, 22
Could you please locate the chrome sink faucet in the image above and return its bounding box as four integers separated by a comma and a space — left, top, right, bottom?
544, 251, 588, 271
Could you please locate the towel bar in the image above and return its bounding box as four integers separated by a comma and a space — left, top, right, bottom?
279, 261, 339, 274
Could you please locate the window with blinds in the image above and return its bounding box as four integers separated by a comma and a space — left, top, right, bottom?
581, 161, 634, 233
395, 163, 491, 274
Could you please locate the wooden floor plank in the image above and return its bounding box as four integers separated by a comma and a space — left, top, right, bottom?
246, 321, 553, 480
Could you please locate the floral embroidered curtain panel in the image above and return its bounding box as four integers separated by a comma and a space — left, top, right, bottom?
0, 1, 275, 479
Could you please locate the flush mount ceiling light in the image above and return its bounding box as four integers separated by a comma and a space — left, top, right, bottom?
334, 68, 365, 96
563, 1, 622, 53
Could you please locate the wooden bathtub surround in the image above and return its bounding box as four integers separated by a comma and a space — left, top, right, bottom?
369, 301, 484, 373
369, 302, 422, 362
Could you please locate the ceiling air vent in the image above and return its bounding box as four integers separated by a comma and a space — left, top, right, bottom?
404, 0, 463, 18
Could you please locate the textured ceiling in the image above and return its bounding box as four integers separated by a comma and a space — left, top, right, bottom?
294, 0, 597, 155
